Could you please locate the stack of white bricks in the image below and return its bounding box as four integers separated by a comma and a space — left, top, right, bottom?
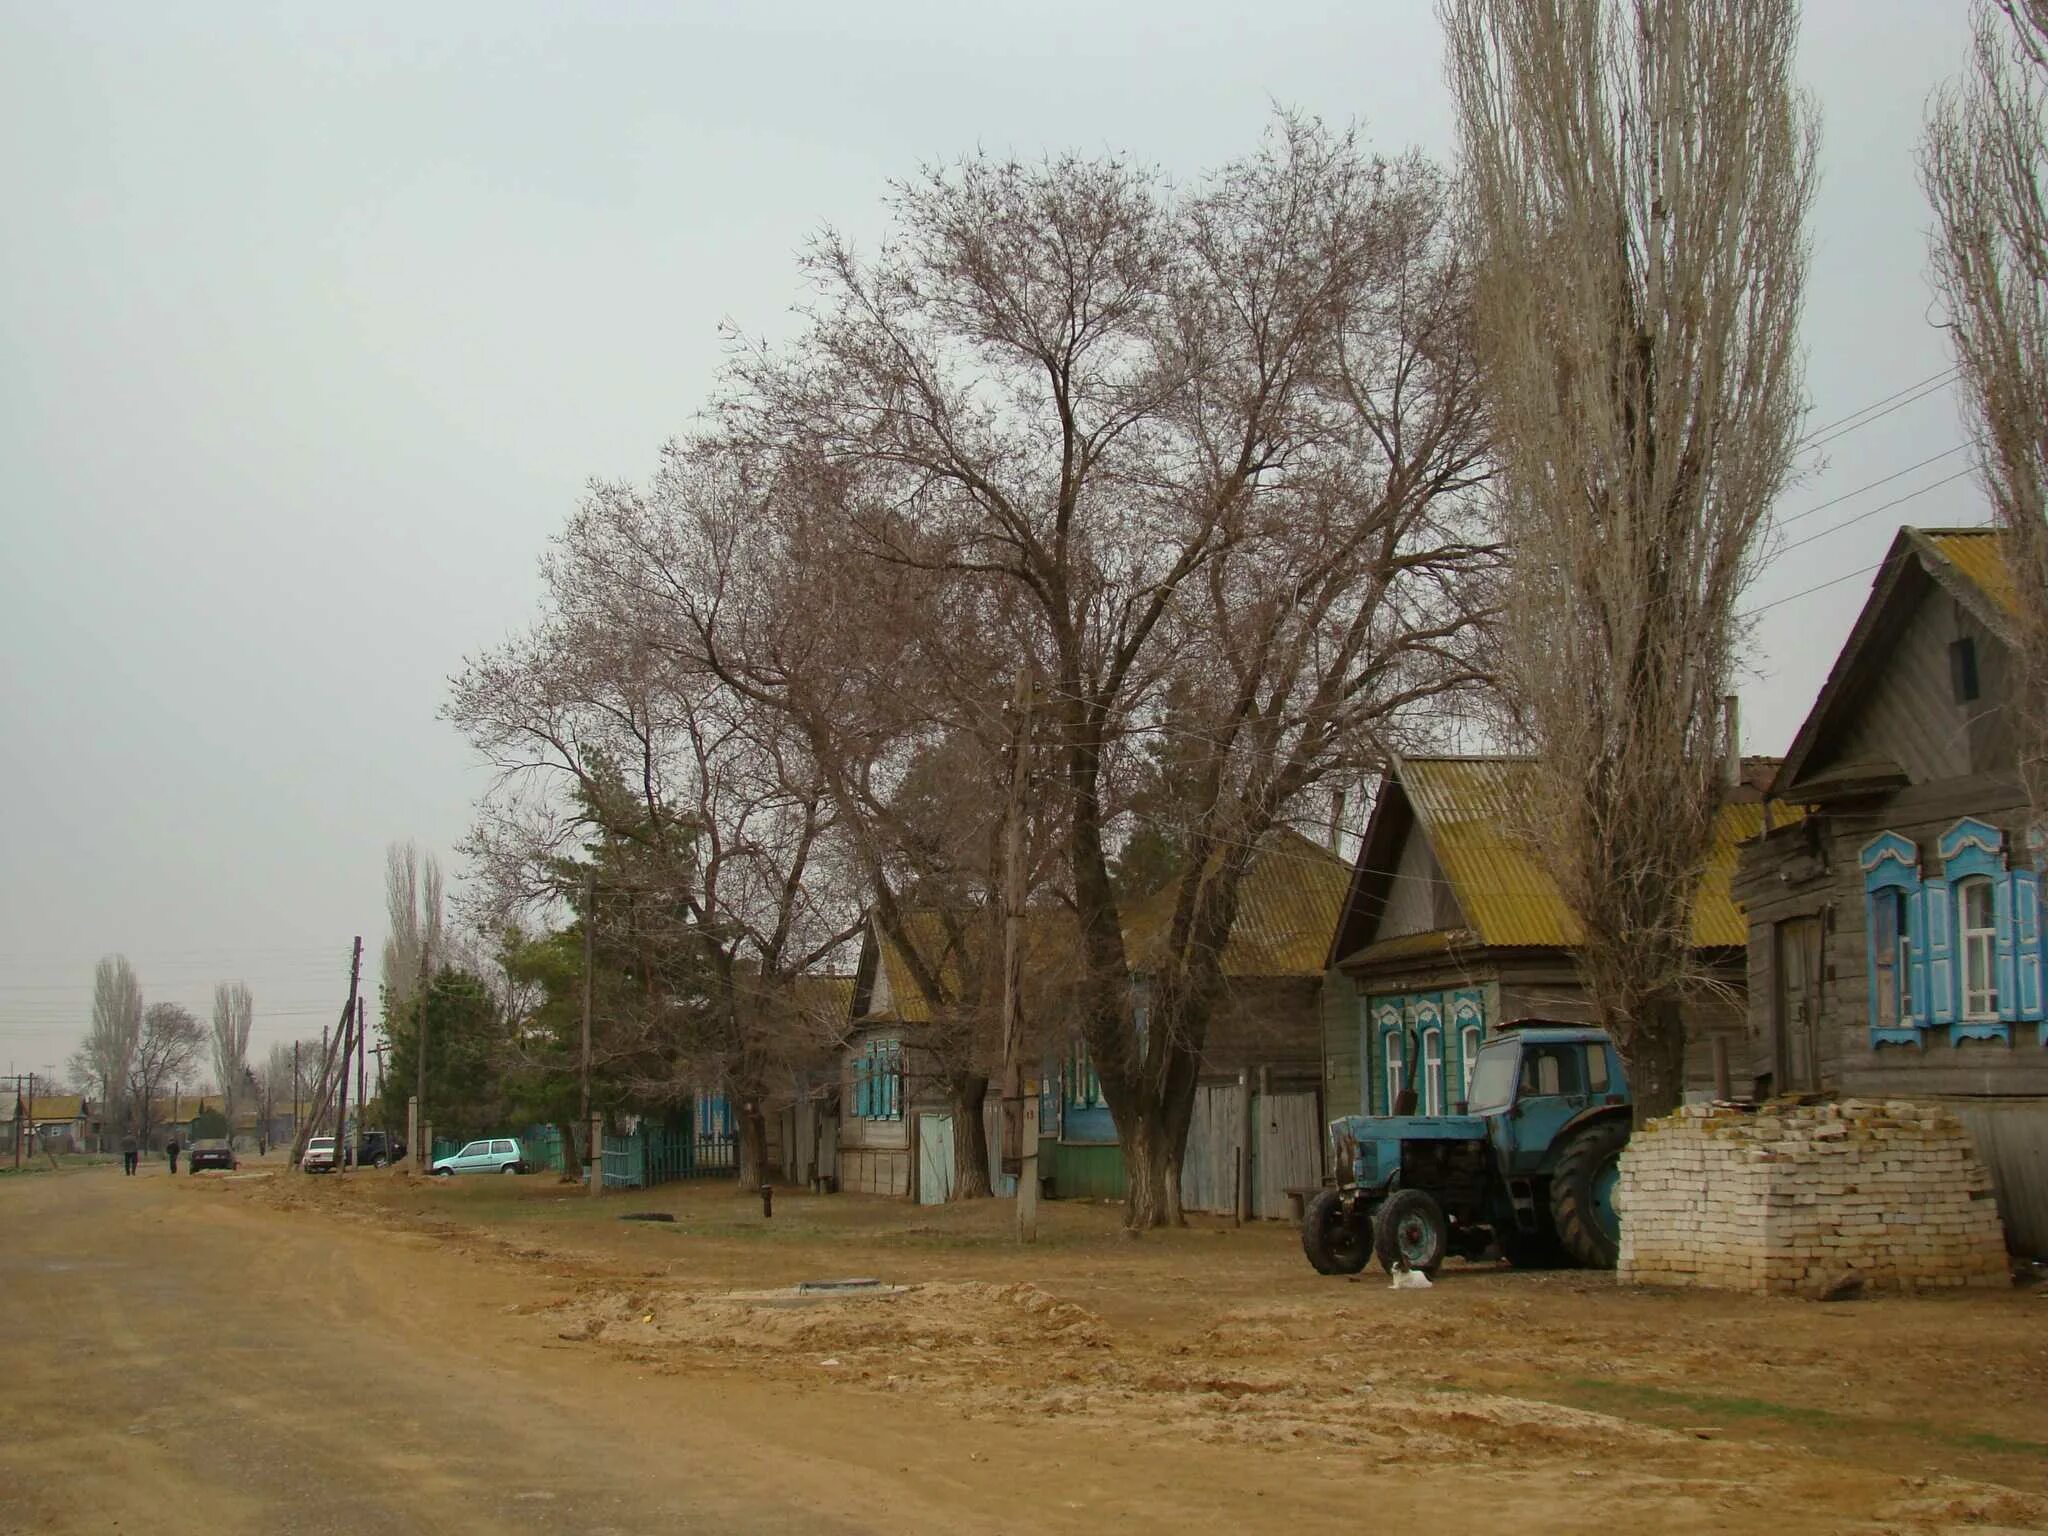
1617, 1100, 2009, 1296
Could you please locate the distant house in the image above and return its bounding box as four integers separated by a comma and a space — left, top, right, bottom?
1733, 526, 2047, 1253
837, 910, 1025, 1202
1, 1095, 98, 1155
1324, 755, 1771, 1119
771, 972, 857, 1189
1041, 827, 1352, 1215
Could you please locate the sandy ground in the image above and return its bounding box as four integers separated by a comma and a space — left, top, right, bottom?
3, 1163, 2045, 1534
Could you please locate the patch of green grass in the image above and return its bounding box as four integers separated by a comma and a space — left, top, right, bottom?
1560, 1377, 2048, 1460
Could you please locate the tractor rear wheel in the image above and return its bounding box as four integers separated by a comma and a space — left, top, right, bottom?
1300, 1188, 1371, 1275
1373, 1188, 1449, 1277
1549, 1118, 1629, 1269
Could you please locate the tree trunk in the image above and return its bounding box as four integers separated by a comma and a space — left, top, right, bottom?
557, 1118, 584, 1183
1624, 992, 1688, 1124
950, 1071, 992, 1199
736, 1095, 769, 1187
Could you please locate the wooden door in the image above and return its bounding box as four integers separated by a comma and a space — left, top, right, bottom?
916, 1113, 955, 1205
1775, 917, 1825, 1094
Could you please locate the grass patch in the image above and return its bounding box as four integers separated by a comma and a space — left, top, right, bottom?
1561, 1377, 2048, 1460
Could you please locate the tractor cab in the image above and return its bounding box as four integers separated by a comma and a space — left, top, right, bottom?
1308, 1022, 1633, 1278
1465, 1026, 1630, 1175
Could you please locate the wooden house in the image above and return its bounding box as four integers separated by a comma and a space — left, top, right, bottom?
1733, 526, 2047, 1253
836, 911, 1007, 1202
1324, 755, 1768, 1119
1040, 827, 1352, 1214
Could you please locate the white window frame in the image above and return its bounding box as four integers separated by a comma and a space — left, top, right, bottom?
1459, 1025, 1482, 1099
1383, 1032, 1405, 1112
1959, 876, 1999, 1020
1421, 1029, 1445, 1116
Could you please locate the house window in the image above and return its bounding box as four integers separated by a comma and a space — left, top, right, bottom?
1065, 1038, 1103, 1110
1459, 1024, 1482, 1099
854, 1040, 904, 1120
1383, 1031, 1405, 1113
1960, 877, 1999, 1019
1871, 887, 1915, 1030
1421, 1030, 1444, 1115
1950, 637, 1981, 704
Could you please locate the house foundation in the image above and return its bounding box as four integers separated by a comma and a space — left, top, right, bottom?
1618, 1100, 2010, 1295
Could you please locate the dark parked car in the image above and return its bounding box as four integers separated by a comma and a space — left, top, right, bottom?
343, 1131, 401, 1167
187, 1139, 236, 1173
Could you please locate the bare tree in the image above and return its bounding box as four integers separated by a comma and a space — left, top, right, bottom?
76, 956, 144, 1145
725, 117, 1493, 1224
1443, 0, 1817, 1115
129, 1003, 205, 1148
382, 841, 445, 1016
209, 982, 254, 1138
449, 503, 865, 1186
1925, 0, 2048, 861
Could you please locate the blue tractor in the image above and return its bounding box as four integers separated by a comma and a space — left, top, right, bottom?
1302, 1023, 1633, 1276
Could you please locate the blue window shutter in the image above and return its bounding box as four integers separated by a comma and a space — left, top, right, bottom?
1924, 878, 1956, 1024
1997, 873, 2020, 1024
2015, 870, 2044, 1020
1908, 887, 1932, 1027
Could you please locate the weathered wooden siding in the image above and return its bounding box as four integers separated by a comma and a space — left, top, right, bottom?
1737, 774, 2048, 1101
1253, 1090, 1323, 1215
1951, 1099, 2048, 1256
1321, 969, 1362, 1122
1380, 826, 1458, 938
1179, 1085, 1324, 1217
838, 1146, 910, 1196
1198, 976, 1325, 1084
1180, 1084, 1242, 1215
1820, 593, 2012, 786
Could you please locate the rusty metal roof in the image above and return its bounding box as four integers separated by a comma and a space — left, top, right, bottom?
1122, 826, 1351, 978
1926, 527, 2019, 620
1399, 757, 1778, 951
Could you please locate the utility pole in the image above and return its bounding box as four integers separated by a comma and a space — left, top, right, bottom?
355, 996, 367, 1163
292, 1040, 301, 1144
1002, 665, 1037, 1243
581, 872, 595, 1192
413, 929, 432, 1173
333, 938, 361, 1175
24, 1073, 34, 1169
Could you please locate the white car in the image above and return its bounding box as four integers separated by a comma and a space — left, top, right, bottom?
301, 1136, 338, 1174
431, 1137, 525, 1176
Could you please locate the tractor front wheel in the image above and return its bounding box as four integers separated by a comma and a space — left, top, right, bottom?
1550, 1119, 1629, 1269
1373, 1188, 1449, 1277
1300, 1188, 1372, 1275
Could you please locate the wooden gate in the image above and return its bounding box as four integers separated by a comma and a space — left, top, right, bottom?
1180, 1083, 1323, 1218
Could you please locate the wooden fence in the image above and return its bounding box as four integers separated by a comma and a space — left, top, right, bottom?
1180, 1082, 1323, 1219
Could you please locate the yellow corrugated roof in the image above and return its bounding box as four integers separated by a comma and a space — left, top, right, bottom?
1123, 826, 1350, 978
1401, 758, 1786, 951
1927, 528, 2020, 619
11, 1095, 86, 1121
872, 910, 1072, 1023
793, 974, 855, 1024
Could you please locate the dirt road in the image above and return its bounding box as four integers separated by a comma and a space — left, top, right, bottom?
3, 1166, 2044, 1535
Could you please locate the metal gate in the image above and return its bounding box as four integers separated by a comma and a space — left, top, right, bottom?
602, 1124, 738, 1189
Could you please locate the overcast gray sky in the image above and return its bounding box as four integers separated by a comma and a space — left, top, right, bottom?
0, 1, 1982, 1082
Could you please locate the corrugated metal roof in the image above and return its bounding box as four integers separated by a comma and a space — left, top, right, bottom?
1123, 826, 1350, 978
1927, 528, 2019, 619
792, 974, 855, 1024
870, 910, 1071, 1023
1400, 758, 1783, 951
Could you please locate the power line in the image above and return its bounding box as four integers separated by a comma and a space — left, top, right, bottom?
1797, 367, 1958, 452
1777, 443, 1975, 529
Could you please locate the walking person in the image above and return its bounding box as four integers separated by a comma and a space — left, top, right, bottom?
120, 1132, 138, 1177
165, 1136, 179, 1175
